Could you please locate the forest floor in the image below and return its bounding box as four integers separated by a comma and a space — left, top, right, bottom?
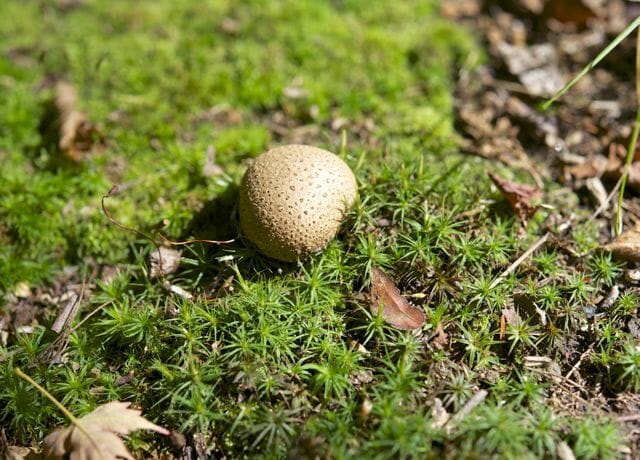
2, 0, 640, 458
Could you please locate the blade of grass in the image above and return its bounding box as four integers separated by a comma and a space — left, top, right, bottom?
14, 367, 100, 450
615, 28, 640, 235
542, 16, 640, 111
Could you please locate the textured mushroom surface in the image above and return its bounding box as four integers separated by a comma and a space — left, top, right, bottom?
239, 144, 357, 262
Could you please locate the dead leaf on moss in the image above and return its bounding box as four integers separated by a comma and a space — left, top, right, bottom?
55, 82, 104, 161
432, 322, 448, 350
150, 247, 182, 278
488, 172, 542, 225
604, 223, 640, 262
6, 445, 40, 460
43, 401, 169, 460
370, 267, 425, 331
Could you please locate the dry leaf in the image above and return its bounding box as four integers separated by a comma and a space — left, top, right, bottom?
44, 401, 169, 460
55, 82, 104, 161
604, 223, 640, 262
349, 369, 374, 386
370, 267, 425, 330
432, 322, 448, 350
543, 0, 596, 26
150, 247, 182, 278
496, 43, 565, 97
488, 172, 542, 225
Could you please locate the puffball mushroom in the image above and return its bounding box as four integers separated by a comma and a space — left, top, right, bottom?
239, 144, 357, 262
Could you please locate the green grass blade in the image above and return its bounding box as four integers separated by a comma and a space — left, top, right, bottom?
542, 16, 640, 111
615, 28, 640, 235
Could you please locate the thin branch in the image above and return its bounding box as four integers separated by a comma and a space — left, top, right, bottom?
446, 390, 488, 427
157, 233, 235, 246
102, 186, 235, 247
102, 186, 159, 245
490, 232, 550, 289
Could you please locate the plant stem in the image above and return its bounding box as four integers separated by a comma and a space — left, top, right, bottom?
616, 106, 640, 235
14, 367, 95, 443
542, 16, 640, 111
14, 367, 80, 425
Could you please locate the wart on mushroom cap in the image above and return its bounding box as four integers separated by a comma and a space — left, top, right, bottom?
239, 144, 358, 262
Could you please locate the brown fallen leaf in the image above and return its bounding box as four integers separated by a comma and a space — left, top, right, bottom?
488, 172, 542, 225
55, 81, 105, 161
44, 401, 169, 460
370, 267, 425, 330
543, 0, 596, 26
603, 223, 640, 262
432, 322, 448, 350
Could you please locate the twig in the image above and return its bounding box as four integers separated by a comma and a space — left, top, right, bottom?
157, 233, 235, 246
616, 414, 640, 422
102, 186, 158, 244
565, 348, 591, 381
490, 232, 550, 289
102, 186, 234, 247
446, 389, 488, 427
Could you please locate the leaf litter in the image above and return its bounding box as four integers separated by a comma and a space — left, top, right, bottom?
370, 267, 425, 330
53, 82, 105, 162
488, 172, 542, 225
43, 401, 169, 460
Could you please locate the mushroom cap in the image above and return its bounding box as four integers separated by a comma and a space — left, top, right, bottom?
239, 144, 357, 262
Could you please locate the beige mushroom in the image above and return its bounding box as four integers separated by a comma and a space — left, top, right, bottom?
239, 144, 357, 262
